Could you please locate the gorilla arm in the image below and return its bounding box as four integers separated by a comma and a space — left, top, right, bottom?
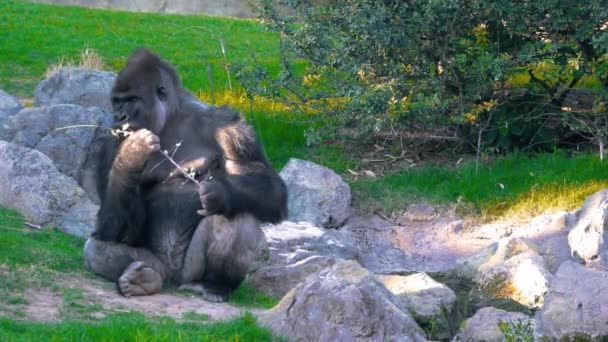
198, 114, 288, 223
93, 130, 161, 244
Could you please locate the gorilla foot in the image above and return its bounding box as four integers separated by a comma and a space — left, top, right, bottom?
178, 283, 229, 303
118, 261, 162, 298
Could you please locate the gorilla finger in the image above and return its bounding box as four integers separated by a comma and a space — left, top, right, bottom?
144, 134, 160, 145
197, 209, 211, 216
149, 143, 161, 152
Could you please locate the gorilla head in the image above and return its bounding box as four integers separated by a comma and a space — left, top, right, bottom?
111, 48, 180, 134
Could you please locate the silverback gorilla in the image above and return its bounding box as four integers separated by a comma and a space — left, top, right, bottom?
83, 48, 288, 302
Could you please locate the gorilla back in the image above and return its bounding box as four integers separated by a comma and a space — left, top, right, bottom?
84, 48, 287, 302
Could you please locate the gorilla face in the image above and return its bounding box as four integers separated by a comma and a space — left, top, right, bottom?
111, 48, 179, 134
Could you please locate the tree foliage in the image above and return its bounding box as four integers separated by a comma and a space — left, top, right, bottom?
240, 0, 608, 152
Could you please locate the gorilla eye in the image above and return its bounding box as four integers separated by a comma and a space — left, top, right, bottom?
157, 86, 167, 100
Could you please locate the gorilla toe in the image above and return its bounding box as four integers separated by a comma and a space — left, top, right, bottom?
118, 261, 162, 298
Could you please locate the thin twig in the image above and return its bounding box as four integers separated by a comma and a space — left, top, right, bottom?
25, 222, 42, 230
54, 124, 105, 131
160, 150, 199, 184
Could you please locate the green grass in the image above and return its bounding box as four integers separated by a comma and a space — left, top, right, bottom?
229, 282, 278, 309
353, 151, 608, 219
0, 207, 279, 339
0, 208, 84, 272
0, 312, 280, 341
0, 0, 280, 98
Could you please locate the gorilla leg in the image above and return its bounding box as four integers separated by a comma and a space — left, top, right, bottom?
179, 214, 264, 302
84, 238, 169, 297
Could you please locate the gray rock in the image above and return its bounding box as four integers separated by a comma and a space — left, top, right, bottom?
249, 255, 336, 299
568, 189, 608, 267
454, 237, 541, 280
453, 307, 533, 342
0, 89, 22, 140
380, 273, 457, 319
279, 158, 352, 228
0, 141, 98, 237
475, 252, 552, 309
398, 203, 436, 223
536, 261, 608, 340
380, 273, 456, 339
259, 221, 358, 269
34, 68, 116, 112
5, 105, 112, 203
260, 260, 426, 342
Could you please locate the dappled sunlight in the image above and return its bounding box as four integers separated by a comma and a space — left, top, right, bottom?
482, 180, 608, 220
198, 90, 292, 114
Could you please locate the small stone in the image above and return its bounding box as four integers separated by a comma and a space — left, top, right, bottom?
453, 307, 533, 342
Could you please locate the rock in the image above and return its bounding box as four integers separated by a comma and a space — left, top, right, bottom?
34, 68, 116, 112
475, 252, 552, 309
0, 89, 22, 140
453, 307, 533, 342
4, 104, 112, 203
397, 203, 436, 223
249, 255, 336, 299
380, 273, 457, 318
259, 221, 358, 269
260, 260, 426, 341
380, 273, 456, 338
454, 237, 540, 280
568, 189, 608, 267
279, 158, 352, 228
536, 261, 608, 340
0, 141, 98, 237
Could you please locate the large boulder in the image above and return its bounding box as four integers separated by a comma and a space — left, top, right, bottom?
0, 89, 22, 140
453, 307, 533, 342
34, 68, 116, 112
379, 273, 456, 339
4, 104, 112, 204
249, 255, 336, 299
258, 221, 358, 269
0, 141, 98, 237
279, 158, 352, 228
536, 261, 608, 340
259, 260, 426, 341
568, 189, 608, 268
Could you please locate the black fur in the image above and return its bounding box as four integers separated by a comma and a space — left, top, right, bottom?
90, 48, 287, 296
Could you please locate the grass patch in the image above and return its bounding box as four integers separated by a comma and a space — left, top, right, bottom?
60, 287, 104, 320
182, 311, 211, 322
0, 312, 281, 341
0, 0, 281, 98
229, 282, 278, 309
352, 152, 608, 220
0, 208, 84, 272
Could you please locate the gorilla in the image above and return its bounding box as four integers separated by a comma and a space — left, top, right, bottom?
83, 48, 288, 302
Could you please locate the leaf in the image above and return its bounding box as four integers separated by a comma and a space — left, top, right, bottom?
347, 169, 359, 176
363, 170, 377, 178
497, 183, 505, 190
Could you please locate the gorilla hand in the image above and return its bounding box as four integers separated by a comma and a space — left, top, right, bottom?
197, 175, 230, 217
114, 129, 161, 175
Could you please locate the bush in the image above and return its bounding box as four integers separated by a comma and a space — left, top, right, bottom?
240, 0, 608, 153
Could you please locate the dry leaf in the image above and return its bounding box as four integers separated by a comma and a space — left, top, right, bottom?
363, 170, 377, 178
